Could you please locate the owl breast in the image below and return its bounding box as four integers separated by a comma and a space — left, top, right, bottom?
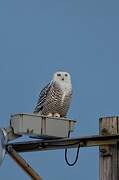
41, 82, 72, 117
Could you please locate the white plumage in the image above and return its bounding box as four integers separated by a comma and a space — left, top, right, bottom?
33, 71, 72, 117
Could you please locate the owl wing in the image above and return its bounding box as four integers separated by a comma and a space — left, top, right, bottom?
33, 82, 52, 113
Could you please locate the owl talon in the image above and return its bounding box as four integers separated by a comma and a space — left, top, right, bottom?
54, 113, 60, 118
47, 113, 53, 117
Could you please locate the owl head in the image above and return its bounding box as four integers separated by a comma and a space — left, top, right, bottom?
53, 71, 71, 84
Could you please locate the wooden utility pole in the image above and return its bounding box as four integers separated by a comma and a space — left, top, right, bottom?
99, 117, 119, 180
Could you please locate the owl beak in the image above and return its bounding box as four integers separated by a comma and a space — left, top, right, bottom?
62, 77, 64, 81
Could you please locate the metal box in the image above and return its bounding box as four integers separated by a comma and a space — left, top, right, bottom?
10, 113, 76, 138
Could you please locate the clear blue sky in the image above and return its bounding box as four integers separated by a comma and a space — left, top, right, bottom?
0, 0, 119, 179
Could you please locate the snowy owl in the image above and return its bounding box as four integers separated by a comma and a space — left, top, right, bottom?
33, 71, 72, 117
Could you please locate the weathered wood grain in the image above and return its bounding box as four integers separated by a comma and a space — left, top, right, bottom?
99, 117, 119, 180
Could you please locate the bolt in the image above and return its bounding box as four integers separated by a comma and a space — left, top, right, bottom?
7, 145, 13, 153
100, 148, 107, 154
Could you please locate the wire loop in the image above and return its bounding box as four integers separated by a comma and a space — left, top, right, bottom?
65, 131, 80, 166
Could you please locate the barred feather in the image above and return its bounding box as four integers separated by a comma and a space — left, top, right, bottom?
33, 71, 72, 117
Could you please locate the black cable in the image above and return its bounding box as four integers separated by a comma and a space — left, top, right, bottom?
64, 131, 80, 166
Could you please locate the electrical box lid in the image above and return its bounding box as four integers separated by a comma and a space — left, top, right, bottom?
10, 113, 76, 139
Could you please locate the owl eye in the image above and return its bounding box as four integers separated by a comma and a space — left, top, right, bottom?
65, 74, 68, 77
57, 73, 61, 76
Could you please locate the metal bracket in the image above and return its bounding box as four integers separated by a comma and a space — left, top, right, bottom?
4, 127, 21, 141
100, 128, 112, 156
